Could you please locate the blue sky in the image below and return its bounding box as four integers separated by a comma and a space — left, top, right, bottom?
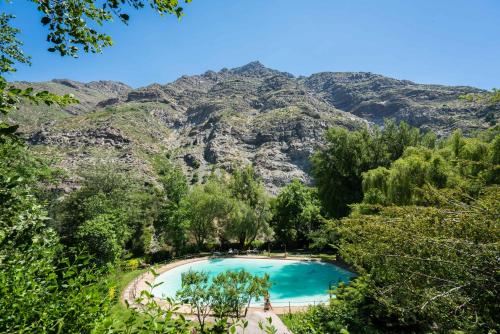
3, 0, 500, 89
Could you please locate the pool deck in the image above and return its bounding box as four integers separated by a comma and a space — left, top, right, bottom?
121, 255, 338, 333
122, 254, 332, 314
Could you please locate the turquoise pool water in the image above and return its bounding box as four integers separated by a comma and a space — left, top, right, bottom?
152, 258, 354, 306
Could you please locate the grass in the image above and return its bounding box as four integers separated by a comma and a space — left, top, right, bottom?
106, 267, 148, 321
279, 313, 295, 329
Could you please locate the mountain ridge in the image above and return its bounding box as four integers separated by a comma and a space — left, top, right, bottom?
6, 62, 498, 193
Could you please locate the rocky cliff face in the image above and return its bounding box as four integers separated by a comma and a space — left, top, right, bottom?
10, 62, 498, 193
302, 72, 491, 133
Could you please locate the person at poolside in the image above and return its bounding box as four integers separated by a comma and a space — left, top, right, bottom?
264, 292, 272, 311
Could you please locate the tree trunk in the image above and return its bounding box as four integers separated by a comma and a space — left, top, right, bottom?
238, 234, 246, 250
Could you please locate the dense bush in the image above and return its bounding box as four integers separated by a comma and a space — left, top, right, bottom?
285, 277, 379, 334
362, 130, 500, 205
312, 120, 430, 217
271, 179, 323, 248
0, 139, 112, 333
76, 214, 124, 265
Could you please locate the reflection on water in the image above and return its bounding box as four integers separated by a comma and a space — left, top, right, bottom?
152, 258, 354, 306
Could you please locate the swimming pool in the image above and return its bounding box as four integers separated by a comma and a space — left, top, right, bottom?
152, 258, 354, 306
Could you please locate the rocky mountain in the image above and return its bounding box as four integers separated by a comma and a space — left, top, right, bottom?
10, 79, 132, 132
7, 61, 498, 193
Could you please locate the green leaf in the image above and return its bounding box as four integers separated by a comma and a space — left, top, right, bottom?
119, 13, 130, 21
41, 16, 51, 25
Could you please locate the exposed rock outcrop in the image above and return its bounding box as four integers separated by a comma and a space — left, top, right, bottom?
11, 62, 498, 193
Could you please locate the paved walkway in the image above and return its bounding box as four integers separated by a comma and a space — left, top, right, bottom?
239, 310, 292, 334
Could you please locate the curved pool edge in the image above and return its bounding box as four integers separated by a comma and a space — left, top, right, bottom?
122, 255, 351, 315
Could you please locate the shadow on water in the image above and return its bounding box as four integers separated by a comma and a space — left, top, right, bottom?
208, 258, 225, 264
269, 261, 353, 299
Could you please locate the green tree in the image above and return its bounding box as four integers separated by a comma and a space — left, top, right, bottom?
312, 127, 385, 217
154, 158, 190, 254
177, 270, 212, 333
228, 165, 272, 249
210, 270, 271, 319
230, 165, 264, 208
0, 138, 112, 333
312, 121, 428, 217
76, 214, 124, 265
272, 179, 322, 248
381, 119, 421, 160
157, 158, 189, 205
285, 277, 379, 334
362, 130, 499, 206
55, 167, 161, 255
317, 187, 500, 332
177, 176, 233, 249
0, 2, 194, 332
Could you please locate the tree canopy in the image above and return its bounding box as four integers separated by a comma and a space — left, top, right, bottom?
272, 179, 322, 248
312, 120, 429, 217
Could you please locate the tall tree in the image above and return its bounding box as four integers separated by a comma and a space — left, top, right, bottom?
55, 166, 161, 255
155, 159, 190, 254
177, 176, 233, 250
272, 179, 322, 248
228, 166, 272, 248
312, 121, 427, 217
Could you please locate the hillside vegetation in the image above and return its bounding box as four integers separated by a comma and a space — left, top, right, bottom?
7, 62, 499, 193
2, 62, 499, 334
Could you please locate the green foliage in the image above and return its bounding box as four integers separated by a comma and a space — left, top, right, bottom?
167, 167, 271, 251
176, 269, 270, 333
55, 166, 162, 257
285, 277, 379, 334
0, 13, 77, 137
1, 248, 112, 333
154, 158, 190, 254
227, 165, 272, 248
362, 131, 499, 205
272, 179, 322, 247
0, 76, 77, 139
0, 3, 198, 332
177, 175, 233, 249
316, 187, 499, 332
306, 126, 499, 333
312, 120, 425, 217
0, 13, 30, 74
76, 214, 124, 265
96, 275, 193, 333
157, 158, 189, 205
459, 88, 500, 105
29, 0, 191, 57
230, 165, 264, 208
0, 138, 112, 333
211, 269, 271, 319
491, 88, 500, 103
177, 270, 212, 332
381, 119, 422, 161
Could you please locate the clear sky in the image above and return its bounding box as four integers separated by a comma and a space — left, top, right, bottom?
2, 0, 500, 89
